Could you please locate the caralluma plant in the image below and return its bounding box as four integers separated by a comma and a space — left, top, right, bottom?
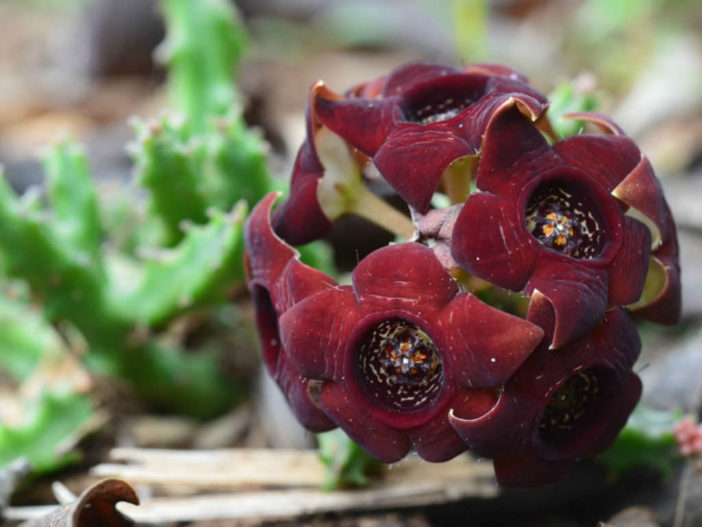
245, 62, 681, 486
0, 0, 277, 474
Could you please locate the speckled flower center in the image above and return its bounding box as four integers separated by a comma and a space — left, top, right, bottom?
358, 320, 442, 410
408, 97, 474, 124
525, 185, 603, 259
539, 371, 600, 441
403, 81, 482, 125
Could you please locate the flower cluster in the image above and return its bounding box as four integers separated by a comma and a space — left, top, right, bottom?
244, 62, 681, 486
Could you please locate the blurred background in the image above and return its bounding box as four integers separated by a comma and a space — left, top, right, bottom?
0, 0, 700, 525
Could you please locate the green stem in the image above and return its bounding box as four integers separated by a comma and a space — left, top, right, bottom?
442, 156, 476, 205
349, 186, 415, 240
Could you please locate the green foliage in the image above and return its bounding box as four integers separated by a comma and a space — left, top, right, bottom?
598, 404, 682, 479
0, 294, 58, 381
0, 0, 326, 479
0, 0, 268, 433
453, 0, 488, 61
44, 141, 104, 269
547, 81, 600, 139
160, 0, 247, 134
317, 429, 384, 490
0, 391, 95, 474
113, 204, 246, 327
0, 167, 119, 345
132, 117, 209, 247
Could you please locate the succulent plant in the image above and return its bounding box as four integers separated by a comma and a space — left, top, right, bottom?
244, 61, 681, 486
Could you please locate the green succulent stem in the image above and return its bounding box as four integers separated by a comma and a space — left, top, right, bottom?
160, 0, 247, 134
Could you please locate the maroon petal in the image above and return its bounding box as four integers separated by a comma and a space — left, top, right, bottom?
452, 192, 537, 291
246, 192, 336, 312
408, 389, 497, 462
463, 63, 528, 82
526, 264, 608, 349
562, 111, 626, 135
272, 139, 333, 245
493, 453, 573, 487
449, 389, 524, 458
631, 203, 681, 324
246, 193, 294, 285
408, 407, 469, 462
552, 134, 641, 192
612, 156, 667, 246
249, 286, 335, 432
373, 125, 473, 212
607, 216, 651, 306
276, 355, 336, 432
587, 372, 642, 455
313, 83, 400, 156
382, 62, 462, 96
351, 242, 458, 307
437, 294, 543, 387
280, 287, 359, 380
318, 381, 412, 463
474, 105, 552, 197
376, 96, 547, 212
272, 259, 339, 313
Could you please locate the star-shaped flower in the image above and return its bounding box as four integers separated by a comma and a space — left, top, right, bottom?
451, 108, 678, 348
277, 241, 544, 462
449, 303, 642, 486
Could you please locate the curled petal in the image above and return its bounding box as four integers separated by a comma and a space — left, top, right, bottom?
352, 242, 458, 307
313, 87, 399, 156
606, 216, 651, 306
526, 264, 608, 349
562, 111, 625, 135
449, 390, 526, 459
437, 294, 544, 387
612, 156, 666, 247
452, 193, 536, 291
552, 134, 641, 191
587, 372, 642, 455
407, 389, 496, 462
247, 192, 336, 312
463, 63, 528, 82
246, 193, 295, 285
319, 382, 411, 463
374, 126, 472, 212
272, 141, 333, 245
280, 287, 359, 380
276, 355, 336, 432
379, 97, 548, 211
630, 203, 681, 324
474, 106, 552, 197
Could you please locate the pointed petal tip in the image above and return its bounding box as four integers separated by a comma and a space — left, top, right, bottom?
562, 112, 625, 135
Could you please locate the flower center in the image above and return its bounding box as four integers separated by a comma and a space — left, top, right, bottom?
409, 98, 473, 124
539, 371, 600, 441
525, 185, 603, 259
402, 76, 486, 125
358, 320, 442, 410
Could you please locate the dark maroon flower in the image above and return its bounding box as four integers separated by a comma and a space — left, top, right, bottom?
451, 108, 678, 348
449, 301, 642, 487
311, 62, 549, 214
565, 112, 681, 325
277, 241, 544, 463
244, 192, 338, 431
